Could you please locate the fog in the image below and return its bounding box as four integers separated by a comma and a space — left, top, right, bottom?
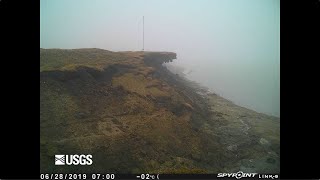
40, 0, 280, 117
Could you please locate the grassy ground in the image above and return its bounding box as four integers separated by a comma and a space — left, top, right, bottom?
40, 48, 279, 174
40, 49, 209, 173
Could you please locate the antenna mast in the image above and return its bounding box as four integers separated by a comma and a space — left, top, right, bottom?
143, 16, 144, 51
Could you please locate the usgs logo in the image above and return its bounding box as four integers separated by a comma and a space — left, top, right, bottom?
55, 154, 92, 165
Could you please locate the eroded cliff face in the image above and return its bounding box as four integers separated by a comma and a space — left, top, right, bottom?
40, 49, 279, 174
143, 52, 177, 67
40, 49, 213, 174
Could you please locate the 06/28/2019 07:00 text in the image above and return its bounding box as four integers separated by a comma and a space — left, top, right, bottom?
40, 173, 115, 180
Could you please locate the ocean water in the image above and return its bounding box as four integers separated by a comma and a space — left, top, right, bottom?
166, 57, 280, 118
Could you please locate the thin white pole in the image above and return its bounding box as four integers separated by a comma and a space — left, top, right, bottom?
143, 16, 144, 51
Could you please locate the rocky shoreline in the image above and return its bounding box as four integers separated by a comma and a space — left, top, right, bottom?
165, 64, 280, 173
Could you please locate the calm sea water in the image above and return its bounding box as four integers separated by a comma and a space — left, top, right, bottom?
167, 57, 280, 118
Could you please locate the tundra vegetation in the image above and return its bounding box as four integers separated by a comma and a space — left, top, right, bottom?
40, 48, 279, 174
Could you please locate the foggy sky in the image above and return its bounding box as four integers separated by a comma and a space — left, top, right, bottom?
40, 0, 280, 117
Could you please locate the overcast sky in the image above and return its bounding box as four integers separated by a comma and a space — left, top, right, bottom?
41, 0, 280, 117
